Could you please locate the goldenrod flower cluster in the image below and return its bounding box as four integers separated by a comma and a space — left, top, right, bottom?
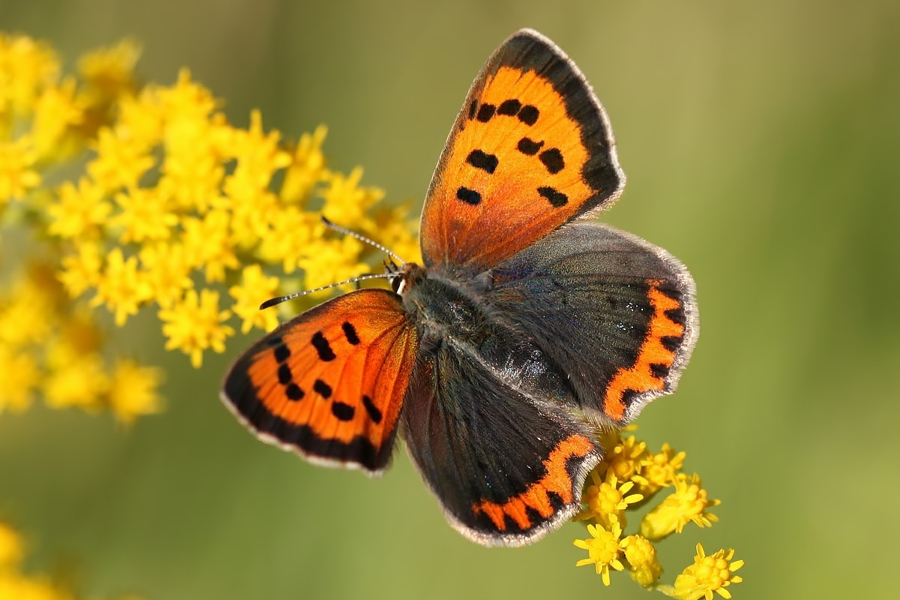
573, 428, 743, 598
0, 33, 418, 423
0, 521, 140, 600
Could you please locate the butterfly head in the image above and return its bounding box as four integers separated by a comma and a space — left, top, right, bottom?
389, 260, 426, 296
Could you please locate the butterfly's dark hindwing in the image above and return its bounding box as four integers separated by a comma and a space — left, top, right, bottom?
477, 221, 699, 425
400, 339, 601, 546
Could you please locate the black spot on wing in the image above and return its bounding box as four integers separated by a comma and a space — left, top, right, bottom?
342, 321, 360, 345
539, 148, 564, 174
661, 336, 682, 353
650, 363, 670, 379
277, 364, 292, 385
466, 149, 499, 174
331, 402, 355, 421
273, 343, 291, 363
362, 394, 383, 424
457, 187, 482, 205
517, 137, 544, 156
313, 379, 332, 399
518, 105, 539, 125
537, 186, 568, 208
311, 331, 336, 361
476, 103, 496, 122
497, 99, 522, 115
285, 384, 305, 401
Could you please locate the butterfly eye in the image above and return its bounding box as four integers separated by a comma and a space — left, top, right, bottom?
390, 275, 403, 294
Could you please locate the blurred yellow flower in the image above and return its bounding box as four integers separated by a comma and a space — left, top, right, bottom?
47, 179, 112, 240
43, 353, 108, 410
0, 136, 41, 204
0, 347, 40, 413
0, 34, 59, 119
159, 289, 234, 368
32, 77, 84, 158
108, 359, 164, 425
229, 265, 281, 334
280, 125, 328, 204
91, 248, 153, 326
320, 166, 384, 227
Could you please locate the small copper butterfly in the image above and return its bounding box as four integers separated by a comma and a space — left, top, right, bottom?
221, 29, 699, 546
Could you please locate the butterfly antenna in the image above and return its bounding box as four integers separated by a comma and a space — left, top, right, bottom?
260, 273, 395, 310
321, 215, 406, 265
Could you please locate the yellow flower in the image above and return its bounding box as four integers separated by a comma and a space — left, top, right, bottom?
637, 442, 687, 495
158, 68, 218, 126
182, 209, 239, 283
115, 88, 164, 149
0, 521, 75, 600
0, 136, 41, 205
280, 124, 328, 204
139, 242, 193, 309
0, 34, 59, 118
641, 473, 721, 541
91, 248, 153, 325
110, 186, 179, 243
573, 517, 626, 586
223, 109, 291, 196
31, 77, 84, 159
577, 471, 643, 529
319, 166, 384, 227
58, 241, 104, 298
57, 305, 105, 356
77, 38, 140, 99
159, 288, 234, 368
297, 236, 369, 291
601, 432, 649, 483
43, 352, 108, 410
228, 189, 279, 250
107, 359, 164, 425
47, 178, 112, 240
0, 522, 24, 567
255, 205, 322, 274
622, 534, 662, 587
365, 202, 421, 265
229, 265, 281, 334
87, 126, 156, 193
668, 544, 743, 600
0, 275, 54, 348
0, 345, 40, 413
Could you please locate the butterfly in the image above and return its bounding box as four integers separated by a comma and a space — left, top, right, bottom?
221, 28, 698, 547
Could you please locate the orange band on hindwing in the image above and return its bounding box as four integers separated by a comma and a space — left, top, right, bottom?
602, 280, 685, 421
471, 434, 595, 532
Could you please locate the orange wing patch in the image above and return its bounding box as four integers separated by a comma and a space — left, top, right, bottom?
223, 289, 418, 473
602, 281, 685, 422
471, 434, 595, 532
421, 30, 624, 273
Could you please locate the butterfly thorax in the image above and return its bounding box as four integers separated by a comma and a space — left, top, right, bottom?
398, 262, 576, 409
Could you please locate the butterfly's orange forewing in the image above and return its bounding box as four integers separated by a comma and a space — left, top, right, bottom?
421, 30, 625, 275
223, 289, 418, 473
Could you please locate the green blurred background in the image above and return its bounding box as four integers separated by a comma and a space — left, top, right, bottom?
2, 0, 899, 598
